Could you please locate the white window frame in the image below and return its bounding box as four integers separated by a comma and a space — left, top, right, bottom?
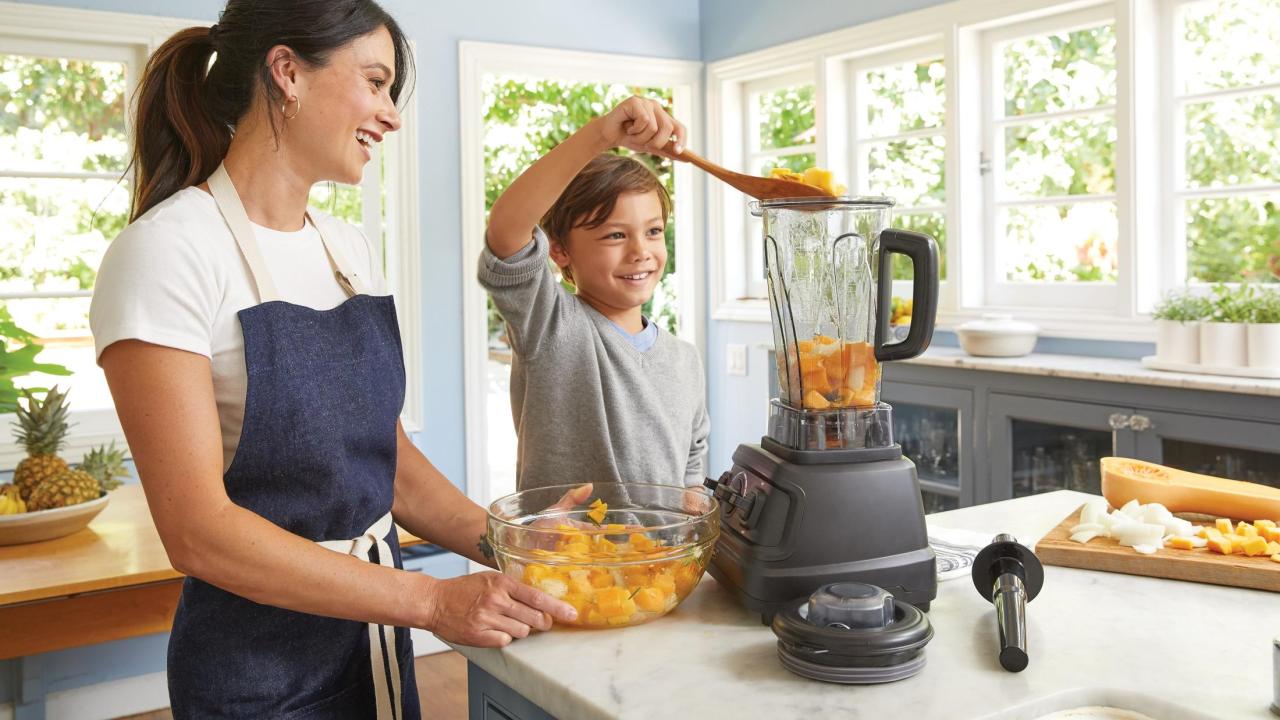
1161, 0, 1280, 292
707, 0, 1164, 342
457, 41, 704, 539
980, 4, 1121, 311
0, 2, 423, 469
843, 42, 949, 301
742, 70, 818, 299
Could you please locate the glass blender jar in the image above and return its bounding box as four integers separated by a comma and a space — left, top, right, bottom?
754, 196, 938, 452
704, 195, 941, 622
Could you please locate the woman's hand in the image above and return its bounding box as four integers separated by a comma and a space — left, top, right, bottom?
595, 96, 687, 159
422, 572, 577, 648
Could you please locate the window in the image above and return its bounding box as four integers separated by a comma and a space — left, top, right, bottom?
1, 48, 133, 417
1, 5, 423, 469
850, 48, 947, 282
982, 7, 1118, 309
1172, 0, 1280, 285
743, 73, 815, 298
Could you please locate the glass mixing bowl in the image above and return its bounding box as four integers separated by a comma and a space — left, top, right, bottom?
486, 483, 720, 629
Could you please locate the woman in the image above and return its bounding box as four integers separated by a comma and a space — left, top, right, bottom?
90, 2, 577, 717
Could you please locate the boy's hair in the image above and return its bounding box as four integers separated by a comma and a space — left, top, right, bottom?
540, 153, 672, 248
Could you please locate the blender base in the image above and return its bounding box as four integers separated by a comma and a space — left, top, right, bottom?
707, 442, 937, 624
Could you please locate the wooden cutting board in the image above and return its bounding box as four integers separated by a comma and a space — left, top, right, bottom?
1035, 504, 1280, 593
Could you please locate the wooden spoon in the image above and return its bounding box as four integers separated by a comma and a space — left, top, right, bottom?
673, 147, 834, 201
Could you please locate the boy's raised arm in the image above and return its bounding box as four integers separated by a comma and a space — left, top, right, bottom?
485, 96, 687, 260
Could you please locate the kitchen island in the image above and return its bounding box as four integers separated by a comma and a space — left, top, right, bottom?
451, 490, 1275, 719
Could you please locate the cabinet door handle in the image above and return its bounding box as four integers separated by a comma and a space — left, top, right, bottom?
1128, 414, 1153, 432
1108, 413, 1131, 430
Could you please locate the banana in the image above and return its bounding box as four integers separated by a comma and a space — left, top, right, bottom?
0, 487, 26, 514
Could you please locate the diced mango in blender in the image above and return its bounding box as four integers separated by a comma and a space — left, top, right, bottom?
803, 390, 831, 410
802, 369, 831, 395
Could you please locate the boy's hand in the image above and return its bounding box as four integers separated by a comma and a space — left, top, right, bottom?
596, 96, 686, 159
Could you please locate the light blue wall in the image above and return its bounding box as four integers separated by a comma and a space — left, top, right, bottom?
699, 0, 952, 61
5, 0, 700, 711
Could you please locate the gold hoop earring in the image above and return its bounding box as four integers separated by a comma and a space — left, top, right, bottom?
282, 95, 301, 120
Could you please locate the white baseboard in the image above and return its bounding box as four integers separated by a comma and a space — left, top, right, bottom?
0, 670, 171, 720
411, 628, 450, 657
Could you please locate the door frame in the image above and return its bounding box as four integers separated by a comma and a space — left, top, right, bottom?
457, 42, 704, 560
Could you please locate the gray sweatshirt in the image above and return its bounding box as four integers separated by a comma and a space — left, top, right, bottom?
478, 229, 709, 491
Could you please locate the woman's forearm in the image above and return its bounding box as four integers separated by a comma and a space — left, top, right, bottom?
390, 425, 495, 568
172, 497, 440, 628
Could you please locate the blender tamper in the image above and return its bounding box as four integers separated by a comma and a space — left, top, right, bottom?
771, 582, 933, 684
971, 534, 1044, 673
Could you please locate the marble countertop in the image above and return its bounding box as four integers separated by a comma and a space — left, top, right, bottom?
901, 346, 1280, 398
450, 490, 1275, 720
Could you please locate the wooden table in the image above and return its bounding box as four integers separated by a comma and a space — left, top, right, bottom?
0, 484, 424, 660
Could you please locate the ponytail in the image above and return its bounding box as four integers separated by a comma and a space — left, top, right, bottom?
126, 0, 414, 223
129, 27, 229, 221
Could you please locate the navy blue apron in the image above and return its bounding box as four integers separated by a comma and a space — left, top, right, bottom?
166, 163, 419, 719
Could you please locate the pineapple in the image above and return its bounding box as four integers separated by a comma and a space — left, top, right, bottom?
27, 442, 128, 511
12, 387, 72, 501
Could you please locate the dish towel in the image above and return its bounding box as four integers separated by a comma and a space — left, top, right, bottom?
929, 526, 1002, 582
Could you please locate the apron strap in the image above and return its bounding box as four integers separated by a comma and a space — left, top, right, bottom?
318, 512, 403, 720
208, 164, 281, 303
307, 211, 370, 298
208, 163, 370, 302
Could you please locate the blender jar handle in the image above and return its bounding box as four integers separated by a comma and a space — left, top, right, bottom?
874, 228, 938, 362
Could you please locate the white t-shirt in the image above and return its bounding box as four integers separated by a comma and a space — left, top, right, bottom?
90, 186, 389, 471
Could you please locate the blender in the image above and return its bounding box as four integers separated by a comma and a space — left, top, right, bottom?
705, 196, 939, 622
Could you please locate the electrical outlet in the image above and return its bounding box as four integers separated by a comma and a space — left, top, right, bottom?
726, 344, 747, 376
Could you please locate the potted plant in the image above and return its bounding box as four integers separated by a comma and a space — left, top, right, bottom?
1, 306, 71, 414
1200, 283, 1253, 367
1152, 290, 1209, 364
1246, 288, 1280, 369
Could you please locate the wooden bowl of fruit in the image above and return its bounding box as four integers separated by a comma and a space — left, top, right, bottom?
486, 484, 720, 628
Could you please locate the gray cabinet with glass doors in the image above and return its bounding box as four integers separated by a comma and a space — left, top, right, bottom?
882, 361, 1280, 511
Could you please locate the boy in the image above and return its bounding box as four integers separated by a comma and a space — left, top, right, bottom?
480, 96, 708, 491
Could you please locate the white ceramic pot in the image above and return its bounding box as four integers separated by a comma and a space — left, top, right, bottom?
1155, 319, 1200, 364
1247, 323, 1280, 369
1199, 321, 1248, 367
956, 314, 1039, 357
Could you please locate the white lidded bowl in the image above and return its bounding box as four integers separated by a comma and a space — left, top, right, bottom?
956, 314, 1039, 357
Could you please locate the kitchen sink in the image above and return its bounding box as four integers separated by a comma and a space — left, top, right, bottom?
974, 687, 1223, 720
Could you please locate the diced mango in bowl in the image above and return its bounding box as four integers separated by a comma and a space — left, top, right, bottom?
488, 485, 718, 629
507, 524, 710, 628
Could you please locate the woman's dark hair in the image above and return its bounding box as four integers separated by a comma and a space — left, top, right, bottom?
128, 0, 414, 221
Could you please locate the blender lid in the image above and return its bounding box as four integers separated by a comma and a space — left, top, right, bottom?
750, 195, 895, 214
771, 582, 933, 684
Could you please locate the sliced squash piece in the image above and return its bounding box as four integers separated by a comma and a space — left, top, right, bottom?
1100, 458, 1280, 521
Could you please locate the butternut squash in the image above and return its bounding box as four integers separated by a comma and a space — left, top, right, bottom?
1101, 457, 1280, 521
